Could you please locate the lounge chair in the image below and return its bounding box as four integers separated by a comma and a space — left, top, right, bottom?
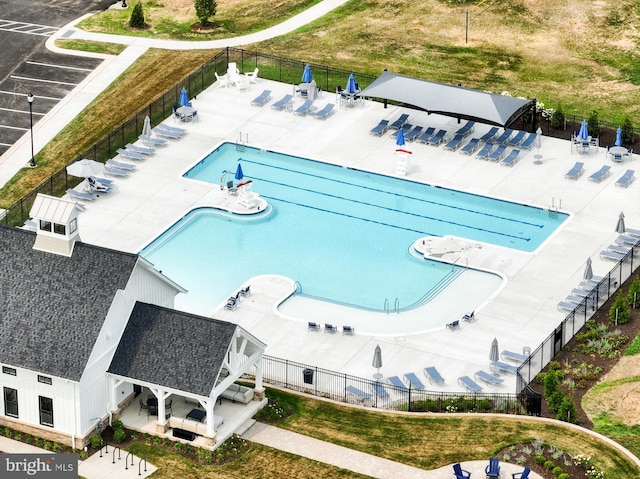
459, 138, 480, 155
342, 325, 355, 335
239, 285, 251, 297
138, 134, 168, 147
370, 119, 390, 136
506, 130, 527, 146
453, 463, 472, 479
324, 323, 337, 333
307, 322, 320, 331
617, 234, 640, 246
615, 169, 635, 187
389, 113, 409, 130
557, 300, 581, 312
404, 125, 423, 142
390, 123, 412, 139
387, 376, 409, 392
512, 466, 531, 479
588, 165, 611, 182
424, 367, 444, 385
494, 128, 514, 144
600, 250, 627, 262
224, 296, 237, 311
608, 245, 631, 256
446, 319, 460, 330
271, 94, 293, 111
458, 375, 483, 393
345, 385, 372, 402
153, 127, 182, 140
427, 129, 447, 146
245, 67, 259, 84
125, 143, 155, 155
443, 134, 465, 151
625, 228, 640, 237
462, 311, 475, 322
85, 177, 110, 193
479, 126, 499, 142
519, 132, 537, 149
403, 372, 425, 390
116, 148, 145, 161
488, 144, 507, 162
489, 361, 518, 374
500, 149, 521, 166
565, 161, 584, 179
501, 350, 528, 363
215, 71, 232, 88
107, 158, 136, 170
66, 188, 95, 202
250, 89, 272, 106
455, 120, 475, 137
293, 99, 314, 116
475, 142, 495, 160
371, 381, 390, 398
157, 123, 186, 135
104, 165, 129, 177
415, 127, 436, 143
312, 103, 334, 120
485, 457, 501, 479
474, 370, 504, 385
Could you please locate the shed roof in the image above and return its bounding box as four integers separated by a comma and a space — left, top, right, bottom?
30, 194, 79, 224
108, 303, 239, 397
359, 71, 533, 127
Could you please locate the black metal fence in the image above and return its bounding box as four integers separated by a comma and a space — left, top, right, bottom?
248, 355, 525, 414
515, 244, 640, 398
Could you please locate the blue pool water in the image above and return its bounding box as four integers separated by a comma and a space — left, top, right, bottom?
140, 143, 567, 315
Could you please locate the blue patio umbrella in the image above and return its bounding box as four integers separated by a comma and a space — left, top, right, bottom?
179, 87, 189, 107
396, 128, 405, 147
235, 163, 244, 181
615, 127, 623, 146
301, 64, 313, 83
346, 73, 357, 94
577, 119, 588, 140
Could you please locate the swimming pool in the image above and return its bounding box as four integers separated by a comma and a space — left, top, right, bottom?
139, 143, 567, 315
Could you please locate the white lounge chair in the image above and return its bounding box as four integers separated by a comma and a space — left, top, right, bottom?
138, 134, 167, 147
107, 158, 136, 171
600, 250, 626, 261
157, 123, 186, 135
152, 127, 182, 140
245, 67, 259, 84
215, 71, 232, 88
104, 165, 129, 177
116, 148, 145, 161
125, 143, 154, 155
66, 188, 95, 202
500, 350, 528, 363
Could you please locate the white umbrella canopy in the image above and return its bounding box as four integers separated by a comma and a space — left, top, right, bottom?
142, 115, 152, 137
489, 338, 499, 362
616, 211, 626, 234
583, 257, 593, 281
372, 344, 383, 379
66, 159, 104, 178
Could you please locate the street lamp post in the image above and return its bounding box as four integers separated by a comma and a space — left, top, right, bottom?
27, 93, 35, 168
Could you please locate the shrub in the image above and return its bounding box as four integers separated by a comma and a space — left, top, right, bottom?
609, 294, 630, 325
548, 390, 565, 414
113, 428, 126, 443
557, 396, 578, 423
195, 0, 217, 26
628, 278, 640, 308
552, 466, 564, 476
53, 442, 62, 452
588, 110, 600, 138
544, 460, 556, 469
622, 116, 635, 144
558, 474, 569, 479
90, 434, 103, 449
3, 427, 12, 438
543, 369, 559, 398
111, 419, 123, 430
534, 455, 546, 465
129, 2, 146, 28
551, 106, 565, 130
43, 441, 51, 451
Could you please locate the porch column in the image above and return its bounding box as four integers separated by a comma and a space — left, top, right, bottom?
108, 376, 119, 413
204, 399, 215, 437
254, 353, 265, 400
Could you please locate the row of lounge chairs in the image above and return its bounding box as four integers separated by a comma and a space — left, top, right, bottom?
557, 274, 611, 312
251, 89, 335, 120
599, 231, 640, 262
565, 161, 634, 186
307, 322, 354, 334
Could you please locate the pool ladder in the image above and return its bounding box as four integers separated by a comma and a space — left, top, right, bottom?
548, 197, 561, 218
384, 298, 400, 314
236, 132, 248, 151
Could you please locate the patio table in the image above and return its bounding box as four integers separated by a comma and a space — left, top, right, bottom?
177, 106, 197, 122
609, 146, 629, 162
186, 408, 206, 422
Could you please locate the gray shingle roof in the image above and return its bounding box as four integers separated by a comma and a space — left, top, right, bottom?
0, 226, 138, 381
108, 302, 237, 397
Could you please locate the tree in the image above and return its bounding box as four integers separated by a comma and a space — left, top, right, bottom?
550, 105, 565, 130
609, 293, 630, 325
621, 115, 635, 145
195, 0, 217, 26
627, 277, 640, 308
587, 110, 600, 138
129, 2, 146, 29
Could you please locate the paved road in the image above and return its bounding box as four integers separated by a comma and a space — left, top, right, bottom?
0, 0, 112, 157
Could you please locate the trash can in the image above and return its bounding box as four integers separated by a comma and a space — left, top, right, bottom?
303, 368, 314, 385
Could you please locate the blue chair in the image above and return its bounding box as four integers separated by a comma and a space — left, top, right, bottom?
453, 463, 471, 479
615, 169, 635, 187
459, 138, 480, 155
416, 127, 436, 143
250, 89, 272, 106
485, 457, 500, 478
389, 113, 409, 130
370, 119, 390, 136
312, 103, 335, 120
512, 466, 530, 479
387, 376, 408, 392
588, 165, 611, 182
479, 126, 499, 142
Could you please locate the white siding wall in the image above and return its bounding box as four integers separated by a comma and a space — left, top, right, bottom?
0, 366, 77, 434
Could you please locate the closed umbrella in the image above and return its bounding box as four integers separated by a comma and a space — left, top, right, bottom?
535, 126, 542, 149
583, 257, 593, 281
179, 87, 189, 107
577, 119, 588, 140
372, 344, 383, 379
142, 115, 152, 137
66, 159, 104, 178
489, 338, 499, 363
346, 73, 357, 94
301, 64, 313, 83
396, 129, 405, 147
616, 211, 626, 234
615, 127, 623, 146
235, 163, 244, 181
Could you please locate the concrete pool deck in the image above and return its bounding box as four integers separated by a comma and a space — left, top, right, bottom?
48, 77, 638, 394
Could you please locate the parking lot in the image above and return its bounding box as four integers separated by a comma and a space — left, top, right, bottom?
0, 0, 113, 158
